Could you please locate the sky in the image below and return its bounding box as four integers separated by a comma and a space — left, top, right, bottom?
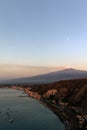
0, 0, 87, 79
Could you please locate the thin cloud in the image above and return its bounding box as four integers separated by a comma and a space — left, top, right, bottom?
0, 64, 66, 80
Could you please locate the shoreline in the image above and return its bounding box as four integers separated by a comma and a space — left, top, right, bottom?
10, 87, 66, 124
1, 84, 87, 129
10, 87, 53, 112
0, 87, 65, 130
9, 87, 87, 130
11, 87, 82, 130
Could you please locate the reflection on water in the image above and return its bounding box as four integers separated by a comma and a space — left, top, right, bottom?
0, 88, 65, 130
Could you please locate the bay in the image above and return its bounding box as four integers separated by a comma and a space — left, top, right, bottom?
0, 88, 65, 130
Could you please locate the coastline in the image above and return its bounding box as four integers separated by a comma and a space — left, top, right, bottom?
0, 87, 64, 130
11, 87, 66, 125
9, 86, 87, 130
10, 87, 52, 111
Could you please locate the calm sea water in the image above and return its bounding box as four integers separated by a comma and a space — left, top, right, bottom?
0, 88, 65, 130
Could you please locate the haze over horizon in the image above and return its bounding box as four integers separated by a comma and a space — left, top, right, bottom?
0, 0, 87, 80
0, 64, 68, 80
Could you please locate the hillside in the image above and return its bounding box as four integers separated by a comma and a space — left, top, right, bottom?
28, 78, 87, 113
31, 79, 87, 101
20, 78, 87, 129
9, 78, 87, 129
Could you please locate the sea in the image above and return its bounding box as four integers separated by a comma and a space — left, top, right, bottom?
0, 88, 65, 130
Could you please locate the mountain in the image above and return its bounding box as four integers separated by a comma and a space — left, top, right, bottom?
1, 68, 87, 84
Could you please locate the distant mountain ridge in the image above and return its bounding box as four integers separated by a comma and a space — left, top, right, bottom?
1, 68, 87, 84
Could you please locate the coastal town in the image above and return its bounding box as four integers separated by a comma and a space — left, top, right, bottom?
9, 78, 87, 130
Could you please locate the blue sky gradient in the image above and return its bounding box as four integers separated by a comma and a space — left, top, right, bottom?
0, 0, 87, 79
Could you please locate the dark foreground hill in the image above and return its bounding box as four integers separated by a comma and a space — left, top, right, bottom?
29, 78, 87, 114
1, 68, 87, 84
1, 77, 87, 129
29, 78, 87, 129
